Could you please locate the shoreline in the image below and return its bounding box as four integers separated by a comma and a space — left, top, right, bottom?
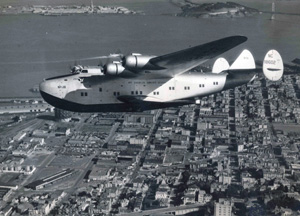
0, 4, 142, 16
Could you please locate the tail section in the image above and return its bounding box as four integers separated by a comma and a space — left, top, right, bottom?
229, 49, 256, 70
211, 49, 255, 73
263, 50, 284, 81
211, 49, 283, 81
212, 58, 230, 73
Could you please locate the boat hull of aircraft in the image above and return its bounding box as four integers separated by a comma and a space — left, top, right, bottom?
40, 70, 258, 112
40, 90, 191, 112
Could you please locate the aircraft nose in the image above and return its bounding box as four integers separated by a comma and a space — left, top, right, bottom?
39, 79, 58, 106
39, 80, 50, 94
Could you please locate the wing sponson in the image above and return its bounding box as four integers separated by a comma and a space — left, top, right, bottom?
149, 36, 247, 76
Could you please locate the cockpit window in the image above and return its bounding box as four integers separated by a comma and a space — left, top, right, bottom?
82, 70, 88, 73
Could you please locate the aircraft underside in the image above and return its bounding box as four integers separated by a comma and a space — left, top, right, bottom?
40, 90, 192, 112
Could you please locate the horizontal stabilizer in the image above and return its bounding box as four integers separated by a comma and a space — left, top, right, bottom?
263, 50, 284, 81
212, 58, 230, 73
229, 49, 256, 70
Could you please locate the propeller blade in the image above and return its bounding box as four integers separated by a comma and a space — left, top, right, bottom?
0, 54, 123, 66
115, 48, 123, 56
80, 56, 108, 61
98, 59, 104, 67
81, 54, 123, 61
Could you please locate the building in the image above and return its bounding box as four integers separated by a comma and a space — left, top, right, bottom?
0, 206, 13, 216
197, 119, 210, 130
13, 131, 27, 141
26, 169, 74, 190
55, 127, 71, 136
218, 174, 232, 185
214, 199, 233, 216
155, 188, 169, 200
0, 165, 36, 175
198, 190, 212, 204
129, 136, 147, 145
0, 188, 13, 201
124, 113, 155, 124
89, 166, 111, 181
0, 103, 52, 114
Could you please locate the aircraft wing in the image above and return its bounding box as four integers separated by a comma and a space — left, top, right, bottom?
146, 36, 247, 77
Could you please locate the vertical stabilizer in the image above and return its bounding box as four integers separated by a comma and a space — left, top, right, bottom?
263, 50, 283, 81
212, 58, 230, 73
229, 49, 256, 70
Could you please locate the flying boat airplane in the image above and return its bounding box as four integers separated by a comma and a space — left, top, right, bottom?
39, 36, 284, 112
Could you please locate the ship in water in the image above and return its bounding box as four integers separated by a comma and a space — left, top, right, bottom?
270, 2, 275, 20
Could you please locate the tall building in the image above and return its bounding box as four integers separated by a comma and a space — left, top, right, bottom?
214, 199, 232, 216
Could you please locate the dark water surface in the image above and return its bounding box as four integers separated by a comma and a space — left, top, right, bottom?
1, 7, 300, 97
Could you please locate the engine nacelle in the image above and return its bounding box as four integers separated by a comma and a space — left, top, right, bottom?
124, 55, 154, 69
105, 63, 125, 75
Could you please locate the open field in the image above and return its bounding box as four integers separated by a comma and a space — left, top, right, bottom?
0, 173, 20, 185
49, 155, 91, 168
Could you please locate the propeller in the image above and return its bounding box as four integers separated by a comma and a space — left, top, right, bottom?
79, 55, 121, 61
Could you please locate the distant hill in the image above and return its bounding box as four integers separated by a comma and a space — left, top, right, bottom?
173, 1, 259, 18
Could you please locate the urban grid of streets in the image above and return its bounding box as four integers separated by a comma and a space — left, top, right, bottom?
1, 65, 300, 215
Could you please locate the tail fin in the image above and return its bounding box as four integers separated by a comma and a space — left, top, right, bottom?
212, 58, 230, 73
229, 49, 256, 70
263, 50, 284, 81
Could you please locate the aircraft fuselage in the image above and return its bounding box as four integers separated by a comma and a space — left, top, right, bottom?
40, 70, 257, 112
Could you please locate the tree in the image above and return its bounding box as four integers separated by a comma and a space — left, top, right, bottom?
267, 195, 300, 212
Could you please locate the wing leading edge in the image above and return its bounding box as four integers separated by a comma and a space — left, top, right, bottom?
147, 36, 247, 77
